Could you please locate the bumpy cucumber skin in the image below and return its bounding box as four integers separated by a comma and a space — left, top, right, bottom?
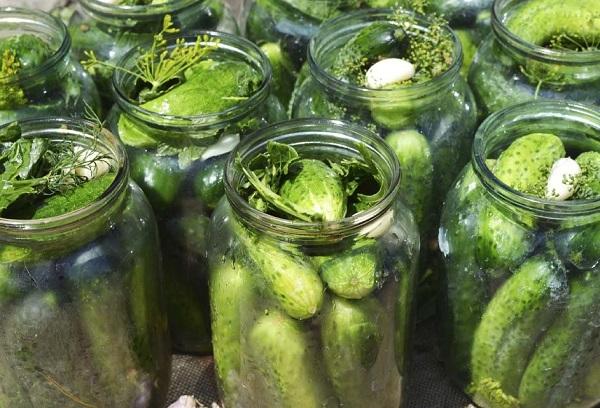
471, 255, 567, 403
319, 240, 380, 299
385, 130, 433, 229
493, 133, 565, 195
210, 259, 255, 407
321, 296, 384, 408
438, 163, 491, 381
260, 42, 296, 107
193, 158, 226, 211
280, 159, 347, 221
519, 272, 600, 408
245, 236, 324, 320
249, 309, 336, 408
476, 204, 533, 273
575, 151, 600, 199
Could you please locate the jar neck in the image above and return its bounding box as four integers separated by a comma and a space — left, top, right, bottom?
0, 8, 71, 88
79, 0, 202, 29
113, 31, 272, 143
492, 0, 600, 83
473, 100, 600, 222
0, 118, 129, 240
308, 8, 463, 105
224, 119, 402, 245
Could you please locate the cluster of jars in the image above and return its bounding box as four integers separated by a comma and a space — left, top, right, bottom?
1, 0, 599, 407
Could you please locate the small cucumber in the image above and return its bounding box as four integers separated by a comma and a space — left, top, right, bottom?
394, 259, 414, 375
384, 129, 433, 228
575, 151, 600, 199
321, 296, 384, 408
471, 255, 567, 404
280, 159, 347, 221
519, 271, 600, 408
260, 42, 296, 107
210, 259, 256, 406
319, 239, 380, 299
493, 133, 565, 196
239, 228, 324, 320
476, 204, 533, 272
248, 309, 335, 408
561, 223, 600, 270
193, 157, 226, 211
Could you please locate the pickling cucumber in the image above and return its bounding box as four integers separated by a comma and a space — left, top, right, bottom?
519, 271, 600, 408
193, 157, 226, 211
210, 259, 256, 407
248, 309, 335, 408
238, 227, 324, 319
385, 129, 433, 228
321, 296, 384, 408
319, 239, 380, 299
470, 255, 567, 405
260, 42, 296, 107
575, 151, 600, 199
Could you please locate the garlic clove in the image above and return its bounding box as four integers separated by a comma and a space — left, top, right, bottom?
72, 146, 112, 180
168, 396, 199, 408
545, 157, 582, 201
365, 58, 415, 90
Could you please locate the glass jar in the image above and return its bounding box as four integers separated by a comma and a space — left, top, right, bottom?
208, 119, 419, 408
107, 31, 285, 354
468, 0, 600, 118
438, 100, 600, 408
0, 8, 100, 126
292, 8, 476, 287
0, 118, 170, 407
68, 0, 237, 109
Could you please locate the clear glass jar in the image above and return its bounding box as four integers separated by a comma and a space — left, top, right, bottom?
0, 118, 170, 407
0, 8, 100, 126
468, 0, 600, 118
291, 9, 477, 284
106, 31, 285, 354
68, 0, 237, 108
208, 119, 419, 408
438, 100, 600, 408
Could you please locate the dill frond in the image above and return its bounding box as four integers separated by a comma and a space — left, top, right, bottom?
548, 32, 600, 52
0, 49, 28, 109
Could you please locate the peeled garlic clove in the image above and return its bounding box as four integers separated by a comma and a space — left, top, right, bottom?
73, 145, 112, 180
545, 157, 582, 201
365, 58, 415, 89
168, 396, 198, 408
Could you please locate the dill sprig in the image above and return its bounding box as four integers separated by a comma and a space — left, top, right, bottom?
82, 14, 218, 102
0, 49, 28, 109
548, 32, 600, 52
393, 8, 454, 83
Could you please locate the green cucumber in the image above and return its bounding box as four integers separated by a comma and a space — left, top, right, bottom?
493, 133, 565, 196
248, 309, 335, 408
210, 259, 256, 406
476, 204, 533, 272
394, 259, 414, 374
238, 228, 324, 319
519, 271, 600, 408
193, 158, 226, 211
384, 129, 433, 228
260, 42, 296, 107
321, 296, 384, 408
319, 239, 380, 299
562, 223, 600, 270
582, 353, 600, 401
575, 151, 600, 199
470, 255, 567, 404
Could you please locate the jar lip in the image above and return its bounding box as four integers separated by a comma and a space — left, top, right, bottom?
0, 117, 129, 234
224, 119, 402, 240
80, 0, 199, 18
492, 0, 600, 64
308, 8, 463, 102
473, 100, 600, 219
113, 30, 272, 130
0, 7, 71, 84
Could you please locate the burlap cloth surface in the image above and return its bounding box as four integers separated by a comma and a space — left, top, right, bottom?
166, 319, 474, 408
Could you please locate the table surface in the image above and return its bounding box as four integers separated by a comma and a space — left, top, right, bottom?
166, 319, 474, 408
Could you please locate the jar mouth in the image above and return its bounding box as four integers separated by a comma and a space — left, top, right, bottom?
0, 7, 70, 84
308, 8, 463, 103
224, 119, 402, 242
492, 0, 600, 65
0, 117, 128, 234
80, 0, 200, 20
113, 31, 272, 131
473, 100, 600, 220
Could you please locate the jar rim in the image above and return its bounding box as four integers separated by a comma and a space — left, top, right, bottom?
492, 0, 600, 64
0, 117, 129, 234
472, 100, 600, 220
0, 7, 70, 84
80, 0, 200, 19
224, 119, 402, 241
112, 30, 272, 130
307, 8, 463, 102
